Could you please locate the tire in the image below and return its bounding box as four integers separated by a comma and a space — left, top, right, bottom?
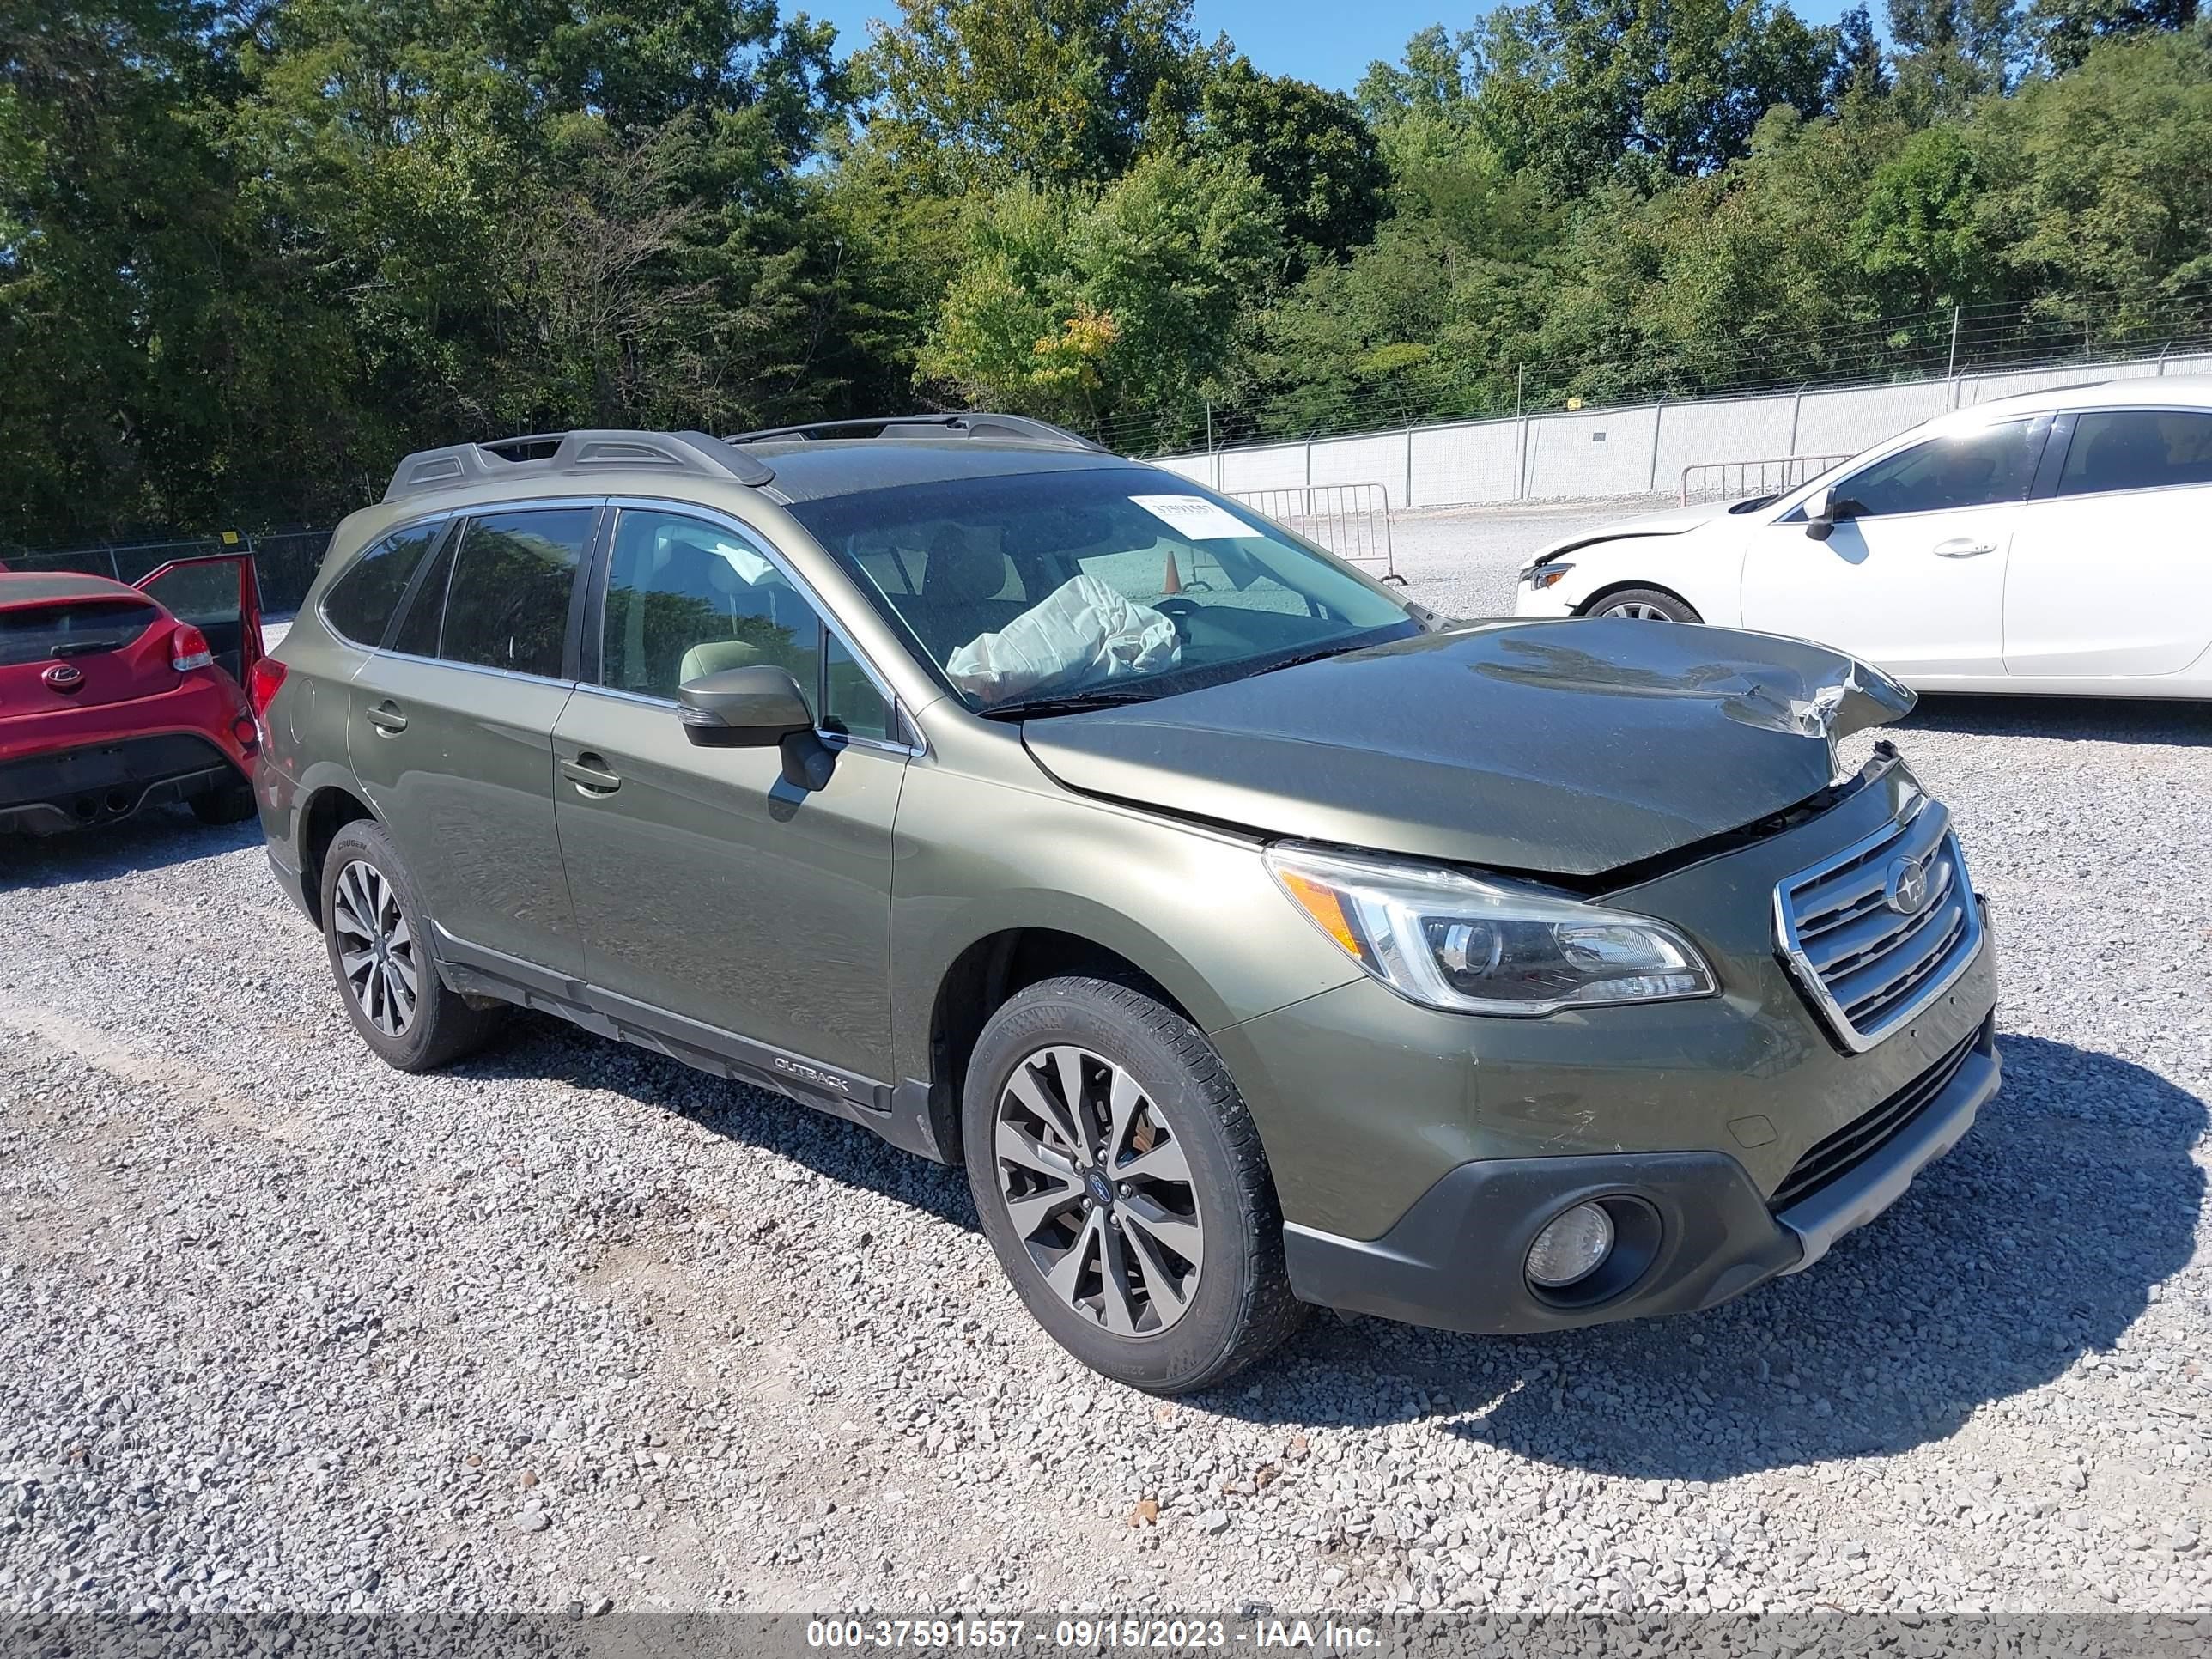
319, 818, 502, 1073
191, 781, 258, 826
1584, 586, 1701, 623
962, 976, 1304, 1394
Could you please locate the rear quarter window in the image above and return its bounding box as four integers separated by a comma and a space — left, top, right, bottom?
323, 525, 444, 647
0, 599, 158, 666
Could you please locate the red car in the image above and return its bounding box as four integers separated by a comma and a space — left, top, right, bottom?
0, 554, 266, 835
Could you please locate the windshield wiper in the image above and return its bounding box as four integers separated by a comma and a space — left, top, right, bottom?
1246, 643, 1362, 678
981, 687, 1164, 721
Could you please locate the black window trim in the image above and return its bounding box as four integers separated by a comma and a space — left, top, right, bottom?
1779, 413, 2053, 525
2028, 404, 2212, 503
580, 496, 920, 756
370, 495, 607, 686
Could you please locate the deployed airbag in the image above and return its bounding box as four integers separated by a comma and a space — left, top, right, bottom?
945, 574, 1180, 701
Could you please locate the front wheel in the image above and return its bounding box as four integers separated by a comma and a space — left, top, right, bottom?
962, 976, 1304, 1393
1587, 586, 1701, 623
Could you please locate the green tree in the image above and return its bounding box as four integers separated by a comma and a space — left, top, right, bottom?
918, 149, 1279, 433
1978, 24, 2212, 295
1850, 124, 2002, 309
1197, 58, 1387, 270
2033, 0, 2197, 70
1886, 0, 2028, 112
1469, 0, 1847, 188
856, 0, 1206, 191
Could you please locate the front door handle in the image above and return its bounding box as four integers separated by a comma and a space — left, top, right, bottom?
562, 754, 622, 796
1932, 538, 1996, 558
364, 700, 408, 735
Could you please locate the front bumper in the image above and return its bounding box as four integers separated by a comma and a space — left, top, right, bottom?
1282, 1012, 1999, 1334
0, 731, 246, 835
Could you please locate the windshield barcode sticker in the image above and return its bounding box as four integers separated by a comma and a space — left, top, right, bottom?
1128, 495, 1254, 541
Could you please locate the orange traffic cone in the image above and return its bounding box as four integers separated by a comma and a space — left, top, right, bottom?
1162, 552, 1182, 595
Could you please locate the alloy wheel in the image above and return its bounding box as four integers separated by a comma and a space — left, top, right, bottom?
994, 1045, 1204, 1337
332, 860, 418, 1037
1598, 600, 1674, 620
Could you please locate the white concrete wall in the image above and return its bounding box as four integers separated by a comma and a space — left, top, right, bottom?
1155, 351, 2212, 510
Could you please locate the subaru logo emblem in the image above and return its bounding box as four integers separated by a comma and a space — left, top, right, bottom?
1883, 853, 1934, 916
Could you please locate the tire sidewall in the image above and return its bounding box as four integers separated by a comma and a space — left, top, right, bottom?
319, 820, 444, 1070
962, 980, 1267, 1394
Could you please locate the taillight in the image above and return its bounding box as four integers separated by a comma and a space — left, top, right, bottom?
247, 657, 288, 717
171, 624, 215, 672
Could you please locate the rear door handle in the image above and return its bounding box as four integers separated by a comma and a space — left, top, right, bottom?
562, 753, 622, 796
1932, 538, 1996, 558
364, 700, 408, 735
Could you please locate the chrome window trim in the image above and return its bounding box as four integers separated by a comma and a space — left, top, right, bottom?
362, 647, 578, 694
314, 507, 459, 649
356, 495, 607, 673
1771, 792, 1986, 1054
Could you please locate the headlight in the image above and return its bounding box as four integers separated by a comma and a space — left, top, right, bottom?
1266, 842, 1717, 1016
1521, 562, 1573, 591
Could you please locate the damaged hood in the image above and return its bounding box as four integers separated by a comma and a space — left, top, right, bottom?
1022, 620, 1914, 878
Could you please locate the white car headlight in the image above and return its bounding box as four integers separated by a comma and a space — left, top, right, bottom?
1520, 561, 1574, 591
1266, 842, 1717, 1016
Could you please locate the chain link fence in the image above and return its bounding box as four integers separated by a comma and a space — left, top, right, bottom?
1, 529, 331, 616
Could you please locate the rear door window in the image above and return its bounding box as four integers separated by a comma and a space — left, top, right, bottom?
2056, 410, 2212, 496
0, 599, 157, 666
323, 524, 444, 647
429, 508, 593, 679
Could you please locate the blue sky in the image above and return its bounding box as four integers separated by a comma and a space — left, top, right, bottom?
799, 0, 1870, 95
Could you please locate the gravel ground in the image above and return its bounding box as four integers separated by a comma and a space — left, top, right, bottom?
3, 507, 2212, 1620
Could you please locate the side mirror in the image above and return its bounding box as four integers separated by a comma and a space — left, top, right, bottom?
1804, 489, 1865, 543
678, 665, 833, 788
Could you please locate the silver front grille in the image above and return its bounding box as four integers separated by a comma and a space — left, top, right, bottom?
1774, 795, 1984, 1052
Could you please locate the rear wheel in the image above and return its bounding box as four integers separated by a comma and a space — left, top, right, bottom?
1587, 586, 1701, 623
962, 976, 1304, 1393
319, 819, 501, 1072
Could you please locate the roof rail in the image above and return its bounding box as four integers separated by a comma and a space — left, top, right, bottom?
382, 428, 775, 503
723, 413, 1109, 453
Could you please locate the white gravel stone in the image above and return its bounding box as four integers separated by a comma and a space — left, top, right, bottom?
0, 526, 2208, 1618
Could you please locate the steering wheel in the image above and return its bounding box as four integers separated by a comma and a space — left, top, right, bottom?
1153, 595, 1202, 641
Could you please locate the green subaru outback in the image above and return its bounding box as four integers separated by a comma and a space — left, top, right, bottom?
254, 415, 1999, 1393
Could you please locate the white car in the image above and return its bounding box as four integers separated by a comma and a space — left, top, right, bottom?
1514, 375, 2212, 696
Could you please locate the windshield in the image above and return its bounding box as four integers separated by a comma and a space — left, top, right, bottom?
787, 468, 1420, 713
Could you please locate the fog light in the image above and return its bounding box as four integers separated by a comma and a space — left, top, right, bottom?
1527, 1201, 1615, 1289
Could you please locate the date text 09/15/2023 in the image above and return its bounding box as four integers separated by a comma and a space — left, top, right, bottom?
804, 1620, 1383, 1650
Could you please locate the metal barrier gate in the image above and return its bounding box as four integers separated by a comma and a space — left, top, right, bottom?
1227, 483, 1403, 584
1680, 454, 1851, 506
